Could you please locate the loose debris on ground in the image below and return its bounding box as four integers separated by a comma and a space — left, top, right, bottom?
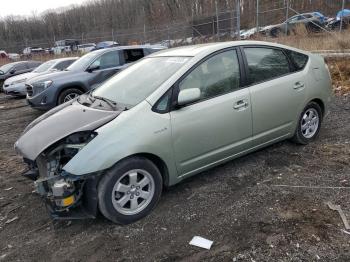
0, 92, 349, 261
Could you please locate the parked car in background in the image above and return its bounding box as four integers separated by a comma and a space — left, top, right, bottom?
8, 53, 20, 61
15, 41, 332, 224
23, 47, 46, 57
0, 50, 8, 59
0, 61, 42, 88
327, 9, 350, 30
53, 39, 80, 55
26, 45, 166, 110
260, 12, 326, 37
91, 41, 119, 51
3, 57, 77, 97
77, 43, 96, 53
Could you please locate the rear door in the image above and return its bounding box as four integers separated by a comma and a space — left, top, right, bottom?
242, 46, 308, 146
170, 49, 252, 176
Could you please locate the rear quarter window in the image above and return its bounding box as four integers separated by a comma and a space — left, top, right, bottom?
286, 50, 309, 71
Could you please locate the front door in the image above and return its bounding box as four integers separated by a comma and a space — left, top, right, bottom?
87, 50, 123, 88
170, 49, 253, 176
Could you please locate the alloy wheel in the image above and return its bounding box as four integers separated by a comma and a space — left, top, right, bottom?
111, 169, 155, 215
300, 108, 319, 139
63, 93, 80, 102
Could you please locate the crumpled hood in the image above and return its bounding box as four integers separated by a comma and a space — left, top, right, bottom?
5, 72, 38, 85
15, 101, 121, 160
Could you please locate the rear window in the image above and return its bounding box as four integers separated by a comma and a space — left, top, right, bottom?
123, 49, 144, 63
286, 50, 309, 71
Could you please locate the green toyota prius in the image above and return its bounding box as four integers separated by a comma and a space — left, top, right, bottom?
15, 41, 332, 224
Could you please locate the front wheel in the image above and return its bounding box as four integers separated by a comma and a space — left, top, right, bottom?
292, 102, 322, 145
57, 88, 83, 105
98, 157, 163, 224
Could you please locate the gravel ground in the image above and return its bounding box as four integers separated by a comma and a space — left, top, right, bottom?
0, 93, 349, 262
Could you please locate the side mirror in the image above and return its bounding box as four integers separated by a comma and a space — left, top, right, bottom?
177, 88, 201, 106
87, 64, 100, 72
10, 69, 16, 74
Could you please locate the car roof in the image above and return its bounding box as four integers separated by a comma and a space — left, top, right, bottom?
150, 41, 309, 57
50, 57, 79, 62
92, 45, 166, 55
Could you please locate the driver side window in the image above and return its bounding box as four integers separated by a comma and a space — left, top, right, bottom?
179, 49, 240, 101
91, 51, 120, 70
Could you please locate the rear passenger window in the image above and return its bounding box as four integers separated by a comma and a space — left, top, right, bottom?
123, 49, 144, 63
179, 50, 240, 101
286, 50, 309, 71
244, 48, 290, 84
55, 60, 73, 71
14, 63, 28, 71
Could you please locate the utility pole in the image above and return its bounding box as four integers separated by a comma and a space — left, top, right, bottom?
285, 0, 289, 36
215, 0, 219, 40
340, 0, 345, 33
236, 0, 241, 40
256, 0, 259, 32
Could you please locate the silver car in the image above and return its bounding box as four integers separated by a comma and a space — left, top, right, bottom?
3, 57, 77, 97
15, 41, 332, 224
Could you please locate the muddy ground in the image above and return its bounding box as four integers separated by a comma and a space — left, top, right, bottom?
0, 93, 349, 262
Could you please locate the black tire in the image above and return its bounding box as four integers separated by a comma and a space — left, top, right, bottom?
98, 157, 163, 224
270, 28, 281, 38
292, 102, 323, 145
57, 88, 83, 105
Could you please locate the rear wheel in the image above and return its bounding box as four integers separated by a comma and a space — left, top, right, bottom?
292, 102, 322, 145
57, 88, 83, 105
98, 157, 163, 224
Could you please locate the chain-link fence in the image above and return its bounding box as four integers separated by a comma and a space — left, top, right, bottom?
0, 0, 349, 55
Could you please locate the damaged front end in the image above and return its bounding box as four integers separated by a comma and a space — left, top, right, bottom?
24, 131, 100, 219
14, 99, 122, 219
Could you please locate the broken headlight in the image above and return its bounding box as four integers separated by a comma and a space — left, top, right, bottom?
34, 131, 97, 211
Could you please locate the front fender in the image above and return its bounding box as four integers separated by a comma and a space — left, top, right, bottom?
63, 101, 179, 185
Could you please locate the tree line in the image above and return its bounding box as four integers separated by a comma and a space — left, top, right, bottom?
0, 0, 347, 52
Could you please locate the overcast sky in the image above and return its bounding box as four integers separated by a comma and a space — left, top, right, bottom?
1, 0, 87, 17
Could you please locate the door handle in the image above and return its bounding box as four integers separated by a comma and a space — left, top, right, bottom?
293, 82, 305, 90
233, 100, 248, 110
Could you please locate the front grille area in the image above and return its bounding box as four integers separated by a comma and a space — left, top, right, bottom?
26, 84, 33, 96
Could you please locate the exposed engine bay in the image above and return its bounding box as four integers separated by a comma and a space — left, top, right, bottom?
23, 131, 99, 218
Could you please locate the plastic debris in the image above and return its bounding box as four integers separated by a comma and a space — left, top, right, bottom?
5, 216, 18, 224
327, 202, 350, 230
341, 229, 350, 235
4, 187, 13, 191
189, 236, 213, 250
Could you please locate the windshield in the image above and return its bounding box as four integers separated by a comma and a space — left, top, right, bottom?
33, 60, 56, 73
66, 52, 98, 71
0, 63, 14, 74
92, 56, 190, 107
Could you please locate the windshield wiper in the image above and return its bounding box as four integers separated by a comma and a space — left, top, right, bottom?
92, 95, 117, 110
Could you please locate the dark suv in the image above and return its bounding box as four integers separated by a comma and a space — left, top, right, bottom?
0, 61, 42, 87
26, 45, 165, 110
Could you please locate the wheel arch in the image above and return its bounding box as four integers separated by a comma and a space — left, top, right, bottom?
56, 85, 87, 105
309, 98, 325, 118
113, 153, 170, 187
